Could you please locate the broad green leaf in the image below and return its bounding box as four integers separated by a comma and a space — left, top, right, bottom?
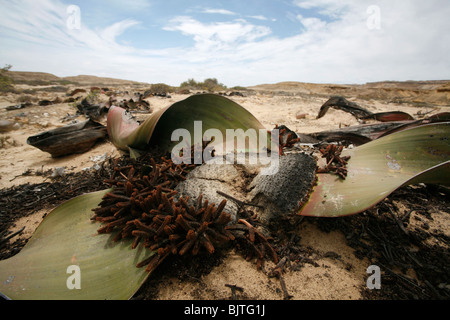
299, 122, 450, 217
0, 190, 153, 300
107, 93, 269, 155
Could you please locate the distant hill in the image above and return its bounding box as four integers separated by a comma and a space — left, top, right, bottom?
63, 74, 145, 86
8, 71, 62, 83
248, 80, 449, 92
8, 71, 147, 86
6, 71, 449, 106
248, 80, 450, 106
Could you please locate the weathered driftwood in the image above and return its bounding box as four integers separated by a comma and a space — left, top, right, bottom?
27, 119, 107, 157
309, 122, 410, 145
76, 98, 109, 121
317, 96, 415, 122
317, 96, 373, 119
308, 112, 450, 145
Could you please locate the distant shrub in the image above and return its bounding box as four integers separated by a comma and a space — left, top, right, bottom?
202, 78, 225, 92
10, 79, 77, 86
85, 90, 100, 104
36, 86, 69, 93
179, 78, 198, 89
0, 64, 14, 93
148, 83, 175, 95
16, 94, 38, 103
230, 86, 247, 91
0, 135, 19, 149
176, 88, 191, 94
20, 88, 37, 94
13, 79, 50, 86
180, 78, 227, 92
56, 79, 77, 85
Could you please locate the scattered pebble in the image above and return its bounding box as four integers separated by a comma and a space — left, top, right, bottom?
51, 167, 66, 178
0, 120, 15, 133
296, 112, 307, 119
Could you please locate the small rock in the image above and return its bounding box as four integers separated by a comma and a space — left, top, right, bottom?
0, 120, 15, 133
6, 102, 32, 111
229, 91, 245, 97
90, 152, 108, 163
38, 100, 53, 106
51, 167, 66, 178
296, 112, 307, 119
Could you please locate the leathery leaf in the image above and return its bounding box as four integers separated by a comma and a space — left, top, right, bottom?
107, 93, 268, 156
0, 190, 153, 300
299, 122, 450, 217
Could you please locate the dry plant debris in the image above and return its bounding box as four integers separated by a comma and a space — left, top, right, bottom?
91, 154, 279, 274
276, 124, 301, 155
2, 119, 448, 299
316, 144, 351, 179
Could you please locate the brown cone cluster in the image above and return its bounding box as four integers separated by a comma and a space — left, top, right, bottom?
92, 155, 278, 273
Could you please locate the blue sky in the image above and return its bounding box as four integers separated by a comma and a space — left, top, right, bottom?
0, 0, 449, 87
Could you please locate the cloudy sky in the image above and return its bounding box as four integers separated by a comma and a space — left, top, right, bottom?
0, 0, 449, 87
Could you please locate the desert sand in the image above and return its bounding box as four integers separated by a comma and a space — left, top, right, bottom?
0, 75, 449, 300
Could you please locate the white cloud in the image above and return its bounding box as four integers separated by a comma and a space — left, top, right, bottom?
247, 15, 267, 21
163, 16, 271, 54
0, 0, 141, 53
247, 15, 277, 22
0, 0, 161, 79
296, 14, 327, 31
100, 19, 141, 45
202, 8, 237, 15
0, 0, 449, 86
280, 0, 450, 84
293, 0, 356, 18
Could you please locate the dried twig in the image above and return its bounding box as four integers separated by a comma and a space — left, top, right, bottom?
216, 191, 263, 209
316, 144, 351, 179
225, 284, 244, 300
0, 227, 25, 248
388, 206, 409, 235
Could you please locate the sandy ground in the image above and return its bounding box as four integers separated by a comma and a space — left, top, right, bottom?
1, 84, 449, 300
2, 91, 422, 189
